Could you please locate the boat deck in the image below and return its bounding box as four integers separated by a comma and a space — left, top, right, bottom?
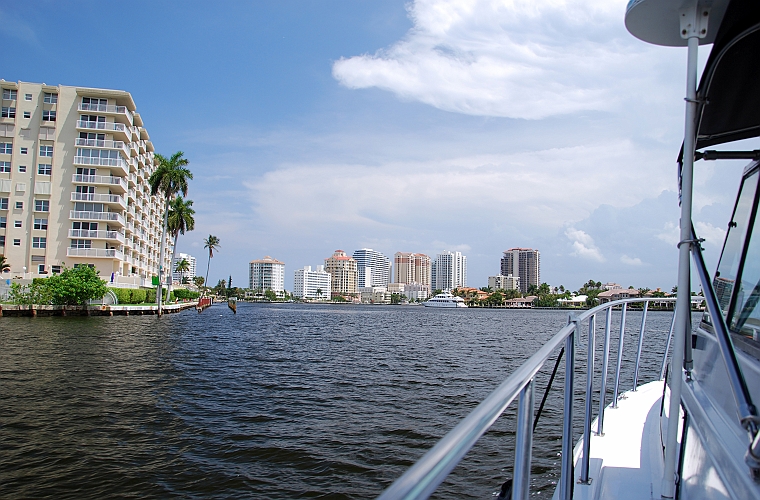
568, 380, 666, 500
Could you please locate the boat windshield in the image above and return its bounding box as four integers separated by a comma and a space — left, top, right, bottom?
712, 165, 760, 346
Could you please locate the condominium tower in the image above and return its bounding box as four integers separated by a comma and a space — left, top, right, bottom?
501, 248, 540, 294
0, 81, 172, 284
431, 251, 467, 291
249, 256, 285, 294
393, 252, 431, 290
324, 250, 357, 298
172, 252, 197, 283
293, 265, 331, 300
352, 248, 391, 288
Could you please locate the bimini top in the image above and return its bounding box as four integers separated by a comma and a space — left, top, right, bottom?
627, 0, 760, 151
695, 0, 760, 149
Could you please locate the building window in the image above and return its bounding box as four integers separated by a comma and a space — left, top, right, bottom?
20, 147, 27, 155
34, 199, 49, 212
14, 220, 21, 228
0, 142, 11, 154
37, 164, 51, 175
43, 93, 58, 104
0, 216, 5, 228
52, 265, 61, 274
24, 93, 32, 101
13, 238, 20, 246
1, 107, 15, 118
34, 218, 48, 230
32, 237, 46, 248
42, 110, 56, 122
82, 97, 107, 106
39, 145, 53, 157
0, 235, 4, 246
23, 111, 30, 118
0, 161, 9, 172
38, 264, 46, 274
18, 165, 26, 173
72, 221, 97, 230
15, 201, 22, 209
2, 89, 17, 100
0, 198, 7, 209
70, 239, 92, 249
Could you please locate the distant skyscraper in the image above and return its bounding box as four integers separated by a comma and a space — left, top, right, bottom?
172, 252, 197, 283
293, 265, 332, 300
501, 248, 540, 294
352, 248, 392, 288
324, 250, 358, 297
249, 256, 285, 293
433, 251, 467, 291
393, 252, 431, 289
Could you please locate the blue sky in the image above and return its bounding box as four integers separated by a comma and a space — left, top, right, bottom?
3, 0, 754, 291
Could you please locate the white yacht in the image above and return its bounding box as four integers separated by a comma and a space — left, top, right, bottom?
378, 0, 760, 499
422, 292, 468, 308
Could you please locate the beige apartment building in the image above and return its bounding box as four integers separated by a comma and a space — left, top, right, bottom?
393, 252, 431, 290
324, 250, 357, 298
0, 80, 172, 286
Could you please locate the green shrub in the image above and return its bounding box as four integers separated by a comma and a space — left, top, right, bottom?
113, 288, 132, 304
130, 288, 147, 304
173, 289, 199, 300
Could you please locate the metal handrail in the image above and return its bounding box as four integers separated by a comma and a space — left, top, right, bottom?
378, 296, 681, 500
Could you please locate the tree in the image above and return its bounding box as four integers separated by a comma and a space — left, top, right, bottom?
149, 151, 192, 315
165, 197, 195, 303
46, 265, 108, 305
193, 276, 205, 290
0, 255, 10, 273
316, 288, 323, 300
203, 235, 220, 294
175, 258, 191, 286
265, 289, 277, 301
228, 275, 232, 297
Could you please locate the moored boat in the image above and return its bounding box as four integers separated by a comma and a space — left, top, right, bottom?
422, 292, 467, 308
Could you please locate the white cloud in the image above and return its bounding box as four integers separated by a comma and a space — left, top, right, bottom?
656, 221, 679, 247
565, 227, 605, 262
333, 0, 668, 119
620, 254, 643, 266
695, 221, 726, 248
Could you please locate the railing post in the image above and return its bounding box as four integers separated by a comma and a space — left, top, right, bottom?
612, 303, 628, 408
660, 307, 677, 380
597, 307, 612, 435
512, 379, 535, 500
580, 315, 596, 484
560, 315, 577, 500
632, 301, 649, 391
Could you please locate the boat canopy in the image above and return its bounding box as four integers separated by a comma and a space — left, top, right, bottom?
695, 0, 760, 149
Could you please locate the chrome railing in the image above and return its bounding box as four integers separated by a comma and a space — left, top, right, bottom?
76, 120, 127, 133
378, 296, 686, 500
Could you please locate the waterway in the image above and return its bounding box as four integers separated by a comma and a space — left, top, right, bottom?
0, 303, 688, 498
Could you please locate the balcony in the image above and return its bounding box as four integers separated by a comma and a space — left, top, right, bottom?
76, 120, 130, 141
71, 173, 127, 193
74, 138, 130, 157
68, 229, 125, 243
66, 247, 124, 260
78, 102, 133, 125
70, 192, 126, 209
70, 210, 125, 226
73, 155, 128, 175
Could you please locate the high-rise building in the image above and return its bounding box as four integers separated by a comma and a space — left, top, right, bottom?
324, 249, 357, 297
352, 248, 391, 288
393, 252, 431, 289
293, 265, 331, 300
488, 274, 520, 291
172, 252, 197, 283
501, 248, 540, 294
0, 81, 172, 285
249, 256, 285, 294
432, 251, 467, 291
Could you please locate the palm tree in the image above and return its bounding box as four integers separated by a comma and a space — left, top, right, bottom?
0, 255, 10, 273
165, 197, 195, 303
203, 235, 220, 295
193, 276, 205, 290
149, 151, 192, 315
174, 258, 191, 286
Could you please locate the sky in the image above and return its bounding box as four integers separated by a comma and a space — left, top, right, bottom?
2, 0, 754, 292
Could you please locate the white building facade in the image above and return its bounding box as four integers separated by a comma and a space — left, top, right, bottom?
293, 265, 331, 300
488, 274, 520, 291
352, 248, 392, 288
249, 256, 285, 294
432, 251, 467, 291
172, 252, 196, 283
